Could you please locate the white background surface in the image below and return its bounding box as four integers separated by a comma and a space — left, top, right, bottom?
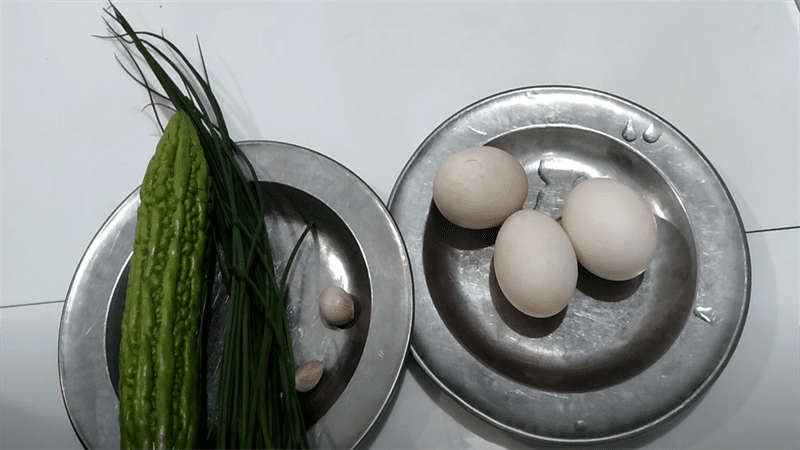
1, 1, 798, 449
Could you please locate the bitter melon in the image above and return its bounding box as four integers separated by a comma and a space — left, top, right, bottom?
118, 110, 210, 450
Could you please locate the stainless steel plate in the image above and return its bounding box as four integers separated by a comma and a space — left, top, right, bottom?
388, 86, 750, 445
58, 141, 413, 449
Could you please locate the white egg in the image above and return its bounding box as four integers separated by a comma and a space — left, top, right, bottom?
432, 146, 528, 229
493, 209, 578, 318
561, 178, 658, 281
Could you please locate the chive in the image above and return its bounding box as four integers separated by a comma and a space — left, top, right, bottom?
103, 3, 310, 448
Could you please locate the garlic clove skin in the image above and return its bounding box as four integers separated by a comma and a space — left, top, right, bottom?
295, 360, 324, 393
319, 286, 355, 326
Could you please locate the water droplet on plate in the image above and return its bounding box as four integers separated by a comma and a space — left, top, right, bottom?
574, 420, 588, 431
525, 90, 538, 99
694, 306, 715, 324
622, 120, 637, 141
534, 157, 584, 219
643, 123, 662, 143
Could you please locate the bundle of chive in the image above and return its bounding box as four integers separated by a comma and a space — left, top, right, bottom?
103, 4, 309, 449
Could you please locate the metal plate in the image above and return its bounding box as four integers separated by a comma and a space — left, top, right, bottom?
58, 141, 413, 449
388, 86, 750, 445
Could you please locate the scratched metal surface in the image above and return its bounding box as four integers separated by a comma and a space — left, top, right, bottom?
387, 86, 750, 445
58, 141, 413, 449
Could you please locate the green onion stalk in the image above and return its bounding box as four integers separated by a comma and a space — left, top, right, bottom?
102, 3, 310, 448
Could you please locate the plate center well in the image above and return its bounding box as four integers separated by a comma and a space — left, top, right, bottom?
105, 182, 371, 428
422, 125, 697, 392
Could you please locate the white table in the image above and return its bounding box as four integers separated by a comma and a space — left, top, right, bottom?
2, 2, 798, 448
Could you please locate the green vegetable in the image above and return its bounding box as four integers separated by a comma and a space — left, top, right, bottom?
119, 110, 210, 450
103, 4, 310, 448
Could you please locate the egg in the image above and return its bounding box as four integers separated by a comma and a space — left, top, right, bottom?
561, 178, 658, 281
432, 146, 528, 229
493, 209, 578, 318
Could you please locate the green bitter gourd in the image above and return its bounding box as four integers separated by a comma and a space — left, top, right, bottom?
118, 110, 210, 450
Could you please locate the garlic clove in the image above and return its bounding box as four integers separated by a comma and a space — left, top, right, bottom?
295, 360, 324, 393
319, 286, 355, 326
